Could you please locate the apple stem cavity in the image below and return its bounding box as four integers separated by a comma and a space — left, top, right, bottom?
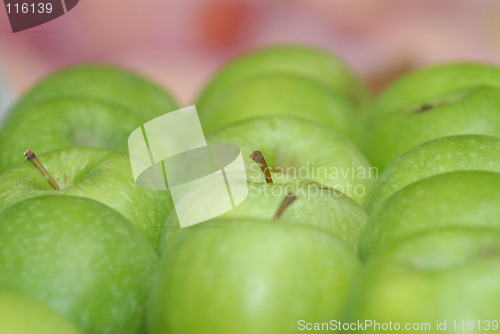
24, 150, 61, 190
249, 150, 273, 183
413, 103, 434, 114
273, 193, 297, 220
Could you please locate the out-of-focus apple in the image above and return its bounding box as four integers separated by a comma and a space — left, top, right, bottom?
0, 292, 84, 334
197, 45, 369, 111
364, 135, 500, 214
344, 228, 500, 333
359, 171, 500, 259
0, 65, 178, 174
198, 73, 366, 146
10, 65, 178, 119
366, 63, 500, 170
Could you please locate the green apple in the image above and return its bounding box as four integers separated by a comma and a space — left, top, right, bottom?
0, 66, 178, 174
343, 228, 500, 333
0, 98, 148, 173
207, 115, 375, 205
366, 63, 500, 170
159, 178, 368, 252
0, 195, 157, 334
0, 147, 172, 248
10, 65, 178, 119
359, 171, 500, 260
198, 73, 366, 147
149, 218, 360, 334
364, 135, 500, 214
370, 63, 500, 121
197, 44, 369, 112
0, 292, 84, 334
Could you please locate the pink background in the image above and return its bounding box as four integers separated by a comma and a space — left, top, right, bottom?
1, 0, 499, 105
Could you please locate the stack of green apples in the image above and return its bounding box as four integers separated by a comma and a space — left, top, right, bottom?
0, 66, 179, 334
1, 46, 500, 334
342, 63, 500, 333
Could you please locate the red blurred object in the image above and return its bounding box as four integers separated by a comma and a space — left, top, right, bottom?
197, 0, 255, 49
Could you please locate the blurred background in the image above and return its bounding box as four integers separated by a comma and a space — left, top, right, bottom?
1, 0, 500, 109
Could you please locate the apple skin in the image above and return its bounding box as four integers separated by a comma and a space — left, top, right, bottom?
207, 115, 375, 205
198, 73, 366, 147
343, 228, 500, 333
159, 179, 368, 252
364, 135, 500, 214
359, 171, 500, 260
0, 292, 84, 334
366, 63, 500, 170
0, 196, 158, 334
0, 147, 173, 248
197, 44, 369, 113
149, 218, 360, 334
9, 65, 178, 120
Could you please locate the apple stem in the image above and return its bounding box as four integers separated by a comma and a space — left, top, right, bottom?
24, 150, 61, 190
249, 150, 273, 183
273, 193, 297, 220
